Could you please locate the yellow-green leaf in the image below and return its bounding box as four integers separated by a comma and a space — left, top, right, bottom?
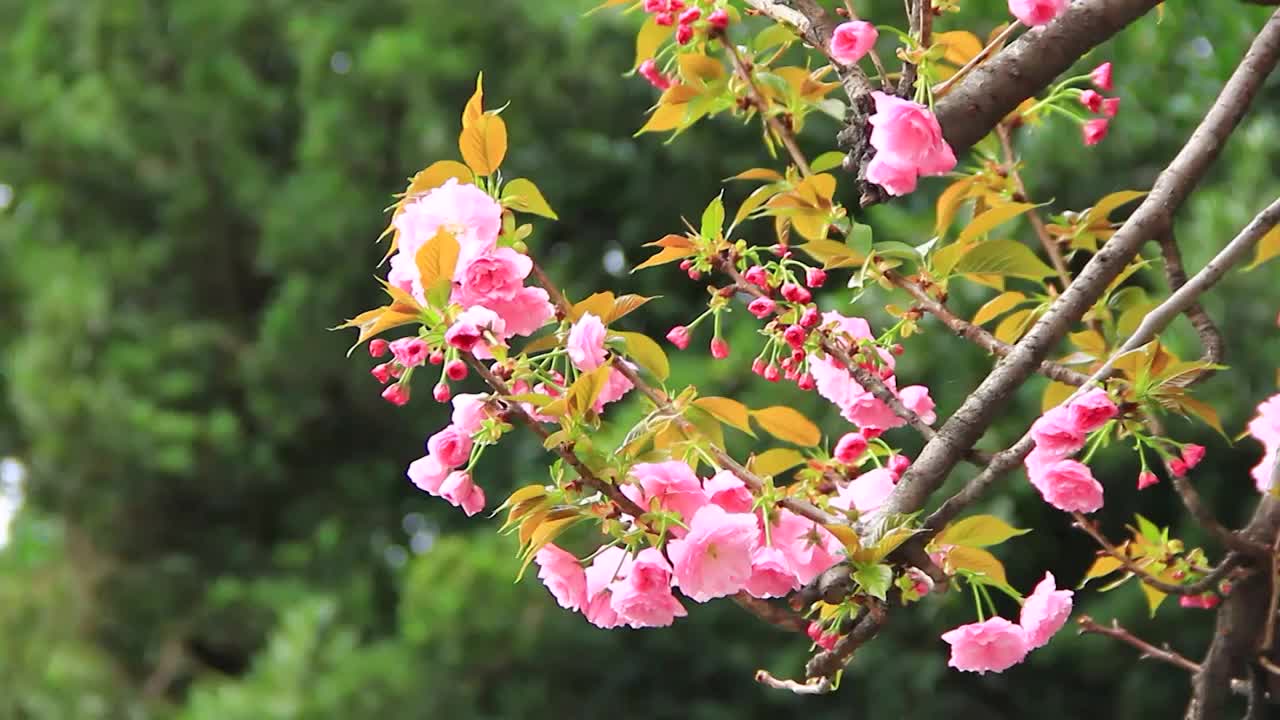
972, 291, 1027, 326
957, 203, 1036, 244
1177, 395, 1227, 437
945, 546, 1008, 585
1079, 554, 1125, 587
934, 177, 976, 236
694, 397, 756, 436
1246, 223, 1280, 270
749, 448, 806, 477
678, 53, 724, 86
459, 113, 508, 176
727, 168, 784, 182
415, 229, 461, 290
993, 308, 1034, 344
572, 291, 615, 322
936, 514, 1030, 548
405, 160, 473, 198
632, 244, 693, 271
503, 178, 558, 219
636, 101, 687, 134
462, 73, 485, 129
1041, 380, 1076, 413
606, 294, 657, 324
954, 240, 1056, 279
517, 514, 582, 580
1089, 190, 1147, 222
336, 306, 420, 353
1140, 582, 1167, 617
635, 16, 673, 68
797, 238, 865, 269
934, 30, 983, 66
568, 365, 613, 416
752, 406, 820, 447
825, 524, 862, 554
617, 331, 670, 381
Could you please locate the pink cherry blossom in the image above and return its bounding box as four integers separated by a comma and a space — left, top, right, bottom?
453, 247, 533, 305
900, 385, 937, 424
866, 154, 922, 196
829, 21, 878, 65
1083, 118, 1110, 146
567, 312, 609, 371
625, 461, 708, 522
1008, 0, 1068, 26
407, 455, 449, 495
609, 548, 687, 628
584, 547, 632, 629
867, 91, 956, 196
445, 306, 506, 353
1079, 89, 1103, 113
637, 58, 671, 90
703, 470, 754, 513
1030, 459, 1104, 513
744, 545, 802, 599
1030, 406, 1086, 458
1067, 389, 1118, 433
439, 470, 485, 516
1182, 444, 1206, 469
382, 384, 410, 406
1247, 394, 1280, 491
941, 617, 1030, 673
534, 543, 587, 611
666, 325, 691, 349
834, 432, 868, 464
1019, 572, 1073, 649
593, 366, 635, 413
482, 286, 555, 339
666, 505, 759, 601
389, 337, 430, 368
426, 425, 473, 468
831, 468, 898, 514
1137, 471, 1159, 490
769, 510, 842, 585
1091, 62, 1114, 91
393, 178, 501, 269
747, 297, 777, 318
451, 393, 490, 435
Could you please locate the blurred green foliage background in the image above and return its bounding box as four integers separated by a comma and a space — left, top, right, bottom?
0, 1, 1277, 718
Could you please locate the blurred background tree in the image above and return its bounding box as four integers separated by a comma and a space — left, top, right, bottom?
0, 1, 1276, 718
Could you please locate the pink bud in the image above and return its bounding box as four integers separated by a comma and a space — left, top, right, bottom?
1101, 97, 1120, 118
371, 363, 393, 384
763, 364, 781, 382
382, 384, 410, 406
675, 23, 694, 44
638, 59, 672, 91
1168, 458, 1188, 478
806, 621, 824, 642
655, 11, 674, 26
429, 350, 445, 365
666, 325, 691, 349
1082, 118, 1109, 146
687, 268, 702, 280
643, 0, 664, 11
888, 454, 910, 477
369, 339, 389, 358
433, 382, 452, 403
805, 267, 827, 288
678, 7, 700, 25
747, 296, 777, 319
783, 324, 807, 350
1137, 471, 1159, 490
829, 21, 879, 66
890, 343, 905, 356
771, 243, 789, 257
780, 282, 812, 304
834, 433, 868, 464
797, 373, 815, 391
708, 8, 729, 29
751, 358, 768, 376
1181, 444, 1206, 470
861, 426, 883, 441
668, 0, 685, 10
1201, 594, 1221, 609
1091, 62, 1114, 91
744, 265, 770, 288
799, 306, 820, 328
1079, 89, 1103, 113
710, 337, 730, 359
445, 360, 468, 381
817, 632, 839, 651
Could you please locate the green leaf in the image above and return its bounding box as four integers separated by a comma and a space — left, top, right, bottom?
1078, 554, 1126, 588
798, 238, 866, 269
945, 546, 1008, 585
847, 223, 874, 256
752, 22, 796, 51
954, 240, 1057, 279
700, 194, 725, 240
1140, 582, 1167, 617
751, 406, 820, 447
853, 564, 893, 601
503, 178, 558, 219
1089, 190, 1147, 222
810, 151, 845, 174
936, 514, 1031, 548
617, 331, 670, 381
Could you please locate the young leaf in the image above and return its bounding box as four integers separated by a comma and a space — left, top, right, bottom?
1088, 190, 1147, 223
678, 53, 725, 87
752, 406, 821, 447
503, 178, 558, 219
701, 194, 725, 239
459, 113, 508, 176
617, 331, 670, 381
1246, 223, 1280, 270
415, 230, 462, 290
632, 245, 692, 271
853, 564, 893, 601
634, 16, 673, 67
749, 448, 806, 477
605, 294, 656, 324
956, 203, 1035, 244
945, 546, 1008, 585
936, 514, 1031, 548
972, 291, 1027, 326
810, 151, 846, 174
693, 397, 756, 436
954, 240, 1057, 279
1078, 554, 1126, 587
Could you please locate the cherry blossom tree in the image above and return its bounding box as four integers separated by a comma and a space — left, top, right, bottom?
341, 2, 1280, 717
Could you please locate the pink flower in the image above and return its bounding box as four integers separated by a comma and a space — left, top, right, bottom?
708, 7, 729, 29
1030, 459, 1104, 513
382, 384, 410, 406
1137, 471, 1159, 490
900, 385, 937, 424
1008, 0, 1068, 26
867, 91, 957, 196
584, 547, 632, 629
594, 366, 635, 412
451, 393, 490, 435
1079, 89, 1103, 113
1083, 118, 1109, 146
445, 359, 468, 381
439, 471, 485, 516
747, 296, 777, 319
780, 282, 812, 304
666, 325, 691, 349
769, 510, 842, 585
834, 432, 868, 464
1102, 97, 1120, 117
407, 455, 449, 495
1168, 458, 1188, 478
389, 337, 430, 368
426, 425, 473, 468
567, 312, 608, 371
1030, 406, 1086, 458
1068, 389, 1118, 433
805, 267, 827, 288
744, 546, 802, 599
637, 58, 671, 90
482, 286, 555, 339
1091, 62, 1114, 91
888, 454, 911, 477
782, 324, 807, 349
371, 363, 393, 384
831, 468, 898, 514
534, 544, 587, 611
625, 461, 708, 522
1019, 572, 1073, 649
609, 548, 687, 628
1247, 394, 1280, 491
941, 617, 1030, 674
445, 306, 506, 353
829, 20, 878, 65
1181, 444, 1206, 470
743, 265, 770, 287
432, 382, 451, 403
703, 470, 754, 514
453, 247, 533, 305
394, 178, 501, 269
710, 337, 730, 359
667, 505, 759, 601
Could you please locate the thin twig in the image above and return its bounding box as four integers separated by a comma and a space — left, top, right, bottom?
722, 39, 812, 177
1077, 615, 1202, 673
754, 670, 833, 694
1072, 513, 1241, 596
804, 599, 888, 679
933, 21, 1022, 99
996, 124, 1073, 289
1157, 228, 1225, 382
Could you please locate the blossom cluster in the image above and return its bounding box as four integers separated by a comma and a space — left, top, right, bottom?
942, 572, 1073, 673
1024, 389, 1118, 513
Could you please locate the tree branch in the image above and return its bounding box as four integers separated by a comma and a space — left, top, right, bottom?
1078, 615, 1202, 674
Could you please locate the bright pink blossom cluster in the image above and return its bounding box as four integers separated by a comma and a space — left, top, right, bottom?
942, 572, 1073, 673
1248, 394, 1280, 492
406, 393, 492, 516
1023, 389, 1117, 513
534, 460, 844, 629
642, 0, 729, 46
829, 21, 878, 66
1080, 63, 1118, 146
866, 92, 958, 196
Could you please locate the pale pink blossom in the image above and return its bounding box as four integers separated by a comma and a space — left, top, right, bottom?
567, 312, 609, 371
1068, 389, 1118, 433
941, 617, 1030, 673
394, 178, 502, 269
594, 366, 635, 412
439, 470, 485, 516
829, 21, 878, 65
1247, 394, 1280, 491
450, 393, 490, 436
426, 425, 473, 468
769, 510, 842, 585
744, 545, 802, 599
1030, 459, 1104, 513
667, 505, 759, 601
453, 247, 533, 306
900, 385, 937, 424
834, 432, 868, 464
445, 306, 506, 353
831, 468, 898, 514
866, 154, 922, 196
1019, 572, 1073, 649
389, 337, 430, 368
584, 547, 632, 629
1030, 406, 1086, 458
1008, 0, 1068, 26
610, 548, 687, 628
534, 544, 587, 611
703, 470, 754, 514
482, 286, 555, 339
625, 461, 708, 523
867, 91, 956, 196
407, 455, 449, 495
